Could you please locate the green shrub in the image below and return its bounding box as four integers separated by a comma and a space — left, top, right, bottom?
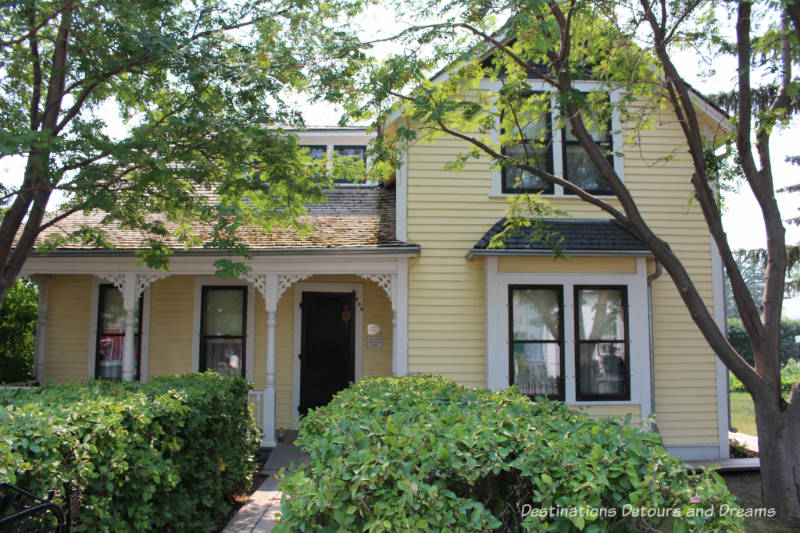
276, 376, 742, 532
0, 372, 260, 532
0, 278, 37, 383
726, 318, 800, 366
729, 359, 800, 396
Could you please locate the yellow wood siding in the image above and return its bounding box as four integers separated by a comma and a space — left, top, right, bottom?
498, 256, 636, 273
148, 276, 194, 377
45, 275, 91, 383
406, 103, 720, 448
575, 404, 642, 424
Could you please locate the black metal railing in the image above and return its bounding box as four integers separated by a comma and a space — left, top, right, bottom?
0, 482, 71, 532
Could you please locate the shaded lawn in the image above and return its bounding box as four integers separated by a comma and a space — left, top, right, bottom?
730, 391, 757, 436
721, 472, 797, 533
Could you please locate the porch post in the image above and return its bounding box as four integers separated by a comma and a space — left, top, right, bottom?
121, 273, 138, 382
263, 274, 279, 447
30, 275, 50, 383
394, 262, 409, 376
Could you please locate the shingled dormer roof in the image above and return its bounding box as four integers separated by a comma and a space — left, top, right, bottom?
468, 218, 650, 258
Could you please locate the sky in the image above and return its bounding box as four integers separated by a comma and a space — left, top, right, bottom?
2, 5, 799, 315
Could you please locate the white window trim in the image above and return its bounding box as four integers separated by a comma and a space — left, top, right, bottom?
291, 281, 364, 428
295, 131, 378, 188
485, 257, 652, 419
87, 276, 152, 383
485, 80, 625, 197
191, 276, 256, 382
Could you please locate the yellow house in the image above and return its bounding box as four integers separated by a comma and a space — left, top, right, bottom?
21, 83, 731, 460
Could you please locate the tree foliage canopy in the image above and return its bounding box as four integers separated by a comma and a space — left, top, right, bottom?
0, 0, 367, 293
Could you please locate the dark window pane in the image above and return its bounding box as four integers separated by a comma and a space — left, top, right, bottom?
204, 338, 244, 376
502, 102, 552, 193
96, 286, 141, 380
333, 145, 366, 160
511, 288, 561, 340
565, 122, 610, 143
577, 288, 626, 340
201, 287, 246, 377
300, 145, 327, 160
515, 113, 549, 141
99, 289, 126, 333
577, 342, 627, 397
564, 144, 612, 194
204, 289, 244, 336
512, 342, 562, 398
502, 144, 553, 192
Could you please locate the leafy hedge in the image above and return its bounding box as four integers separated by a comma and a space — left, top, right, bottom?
726, 317, 800, 366
0, 372, 260, 532
729, 358, 800, 395
276, 376, 742, 532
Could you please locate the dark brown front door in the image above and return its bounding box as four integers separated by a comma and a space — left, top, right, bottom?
299, 291, 355, 416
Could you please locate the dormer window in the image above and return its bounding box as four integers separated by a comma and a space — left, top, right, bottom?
298, 140, 371, 187
333, 145, 366, 185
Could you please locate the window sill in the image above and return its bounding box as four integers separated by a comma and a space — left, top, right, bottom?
489, 192, 617, 200
569, 400, 639, 406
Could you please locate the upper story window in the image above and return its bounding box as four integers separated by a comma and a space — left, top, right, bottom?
298, 142, 370, 187
333, 145, 366, 185
563, 121, 613, 195
302, 145, 327, 160
501, 98, 554, 194
491, 84, 622, 197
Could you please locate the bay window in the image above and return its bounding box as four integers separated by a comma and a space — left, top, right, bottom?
509, 286, 564, 400
508, 284, 630, 402
575, 286, 629, 401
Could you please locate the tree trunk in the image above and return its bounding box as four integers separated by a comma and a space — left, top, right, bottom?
754, 395, 800, 525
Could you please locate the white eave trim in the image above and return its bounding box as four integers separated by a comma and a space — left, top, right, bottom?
467, 248, 653, 260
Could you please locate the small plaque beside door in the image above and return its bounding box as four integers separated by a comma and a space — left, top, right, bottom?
366, 334, 384, 350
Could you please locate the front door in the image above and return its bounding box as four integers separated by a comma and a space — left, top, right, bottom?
299, 291, 355, 416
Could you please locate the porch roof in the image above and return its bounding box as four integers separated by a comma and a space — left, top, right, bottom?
468, 218, 652, 258
33, 187, 416, 253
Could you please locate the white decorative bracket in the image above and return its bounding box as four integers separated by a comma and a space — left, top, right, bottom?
241, 273, 311, 312
278, 274, 311, 301
97, 272, 169, 301
358, 273, 395, 309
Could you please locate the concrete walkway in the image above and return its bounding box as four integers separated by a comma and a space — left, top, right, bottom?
223, 439, 308, 533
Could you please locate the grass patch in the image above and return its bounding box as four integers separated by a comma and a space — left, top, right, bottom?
722, 473, 797, 533
730, 391, 756, 436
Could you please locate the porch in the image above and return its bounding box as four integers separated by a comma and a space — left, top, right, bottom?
23, 251, 417, 447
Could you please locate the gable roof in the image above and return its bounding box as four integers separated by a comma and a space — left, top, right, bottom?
468, 218, 651, 258
34, 188, 419, 255
388, 29, 731, 132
